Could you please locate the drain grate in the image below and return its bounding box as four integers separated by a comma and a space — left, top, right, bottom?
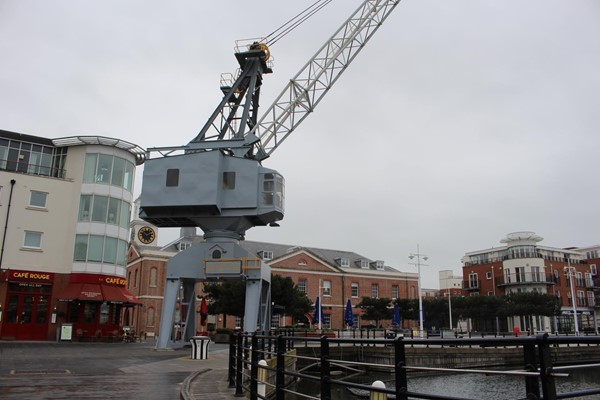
10, 369, 71, 375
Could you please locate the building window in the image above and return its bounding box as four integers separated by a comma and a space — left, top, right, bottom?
532, 266, 541, 282
23, 231, 42, 249
576, 272, 584, 287
134, 270, 138, 288
29, 191, 48, 208
577, 290, 585, 306
261, 251, 273, 261
339, 258, 349, 267
469, 272, 478, 288
296, 279, 307, 294
322, 280, 331, 296
179, 242, 191, 251
166, 169, 179, 187
591, 264, 597, 276
322, 313, 331, 329
485, 271, 492, 280
100, 303, 110, 324
79, 194, 130, 229
585, 273, 593, 288
588, 292, 595, 307
371, 284, 379, 299
147, 307, 155, 327
392, 285, 399, 299
351, 283, 359, 298
235, 316, 242, 329
515, 267, 525, 283
83, 153, 134, 191
271, 314, 281, 329
223, 171, 236, 189
73, 234, 128, 266
487, 291, 494, 296
0, 138, 66, 178
149, 267, 158, 287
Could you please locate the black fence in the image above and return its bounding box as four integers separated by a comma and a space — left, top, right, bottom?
228, 330, 600, 400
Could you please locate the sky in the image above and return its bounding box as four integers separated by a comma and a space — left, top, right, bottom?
1, 0, 599, 289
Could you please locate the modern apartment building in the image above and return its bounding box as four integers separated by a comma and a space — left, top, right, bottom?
0, 130, 145, 341
461, 231, 600, 334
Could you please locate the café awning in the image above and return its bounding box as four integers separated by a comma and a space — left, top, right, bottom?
56, 283, 141, 305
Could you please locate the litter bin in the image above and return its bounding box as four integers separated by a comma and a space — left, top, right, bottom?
190, 336, 210, 360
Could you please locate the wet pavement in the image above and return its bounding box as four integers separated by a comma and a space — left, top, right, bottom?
0, 340, 235, 400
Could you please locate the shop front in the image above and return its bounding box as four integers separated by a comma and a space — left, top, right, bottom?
0, 270, 54, 340
55, 273, 141, 341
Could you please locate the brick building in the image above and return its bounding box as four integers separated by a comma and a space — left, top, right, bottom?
461, 231, 600, 334
126, 215, 419, 337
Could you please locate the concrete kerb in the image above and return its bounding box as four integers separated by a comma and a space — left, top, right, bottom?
180, 369, 211, 400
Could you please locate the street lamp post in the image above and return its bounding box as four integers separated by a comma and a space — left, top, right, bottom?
564, 262, 580, 336
409, 246, 428, 338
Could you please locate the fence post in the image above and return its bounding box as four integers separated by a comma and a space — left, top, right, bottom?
235, 332, 244, 397
250, 332, 259, 400
370, 380, 386, 400
394, 337, 408, 400
320, 335, 331, 400
257, 359, 268, 399
228, 331, 236, 388
523, 339, 540, 399
537, 333, 557, 400
276, 335, 285, 400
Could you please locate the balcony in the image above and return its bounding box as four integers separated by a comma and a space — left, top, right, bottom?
0, 158, 66, 179
496, 271, 555, 287
462, 279, 481, 292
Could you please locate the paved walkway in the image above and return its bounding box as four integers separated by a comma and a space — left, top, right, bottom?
0, 340, 239, 400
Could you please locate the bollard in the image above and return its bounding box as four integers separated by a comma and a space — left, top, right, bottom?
257, 359, 268, 398
371, 380, 387, 400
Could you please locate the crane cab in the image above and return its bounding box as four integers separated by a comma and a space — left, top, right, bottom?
139, 151, 284, 238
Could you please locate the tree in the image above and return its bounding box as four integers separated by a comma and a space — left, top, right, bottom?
203, 280, 247, 328
357, 297, 392, 327
270, 275, 312, 323
203, 274, 313, 328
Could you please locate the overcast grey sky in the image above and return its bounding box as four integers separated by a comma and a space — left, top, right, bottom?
1, 0, 599, 288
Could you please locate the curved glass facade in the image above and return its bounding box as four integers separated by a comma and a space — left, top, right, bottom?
75, 152, 135, 270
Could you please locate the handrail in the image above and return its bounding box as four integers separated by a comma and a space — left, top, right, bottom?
228, 331, 600, 400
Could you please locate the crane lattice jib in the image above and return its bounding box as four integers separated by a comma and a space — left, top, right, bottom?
251, 0, 400, 161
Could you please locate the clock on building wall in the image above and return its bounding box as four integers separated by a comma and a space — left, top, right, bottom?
137, 226, 156, 244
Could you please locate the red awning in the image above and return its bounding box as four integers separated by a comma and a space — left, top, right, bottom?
101, 285, 142, 305
56, 283, 141, 305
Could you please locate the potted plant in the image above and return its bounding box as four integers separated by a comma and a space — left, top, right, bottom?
214, 327, 232, 343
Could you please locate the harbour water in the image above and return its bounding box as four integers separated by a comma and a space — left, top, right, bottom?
288, 366, 600, 399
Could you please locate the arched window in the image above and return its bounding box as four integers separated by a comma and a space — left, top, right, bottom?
149, 267, 158, 287
147, 307, 155, 327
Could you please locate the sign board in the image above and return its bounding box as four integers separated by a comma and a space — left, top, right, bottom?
60, 323, 73, 341
205, 260, 243, 279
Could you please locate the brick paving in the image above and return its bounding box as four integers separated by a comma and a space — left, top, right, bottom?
0, 340, 239, 400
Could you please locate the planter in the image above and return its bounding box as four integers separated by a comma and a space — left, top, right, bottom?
214, 333, 230, 343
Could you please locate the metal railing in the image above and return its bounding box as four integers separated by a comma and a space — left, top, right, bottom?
228, 331, 600, 400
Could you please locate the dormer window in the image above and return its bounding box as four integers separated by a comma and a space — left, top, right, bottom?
179, 242, 191, 251
337, 258, 349, 267
357, 259, 369, 269
260, 250, 273, 261
370, 260, 384, 270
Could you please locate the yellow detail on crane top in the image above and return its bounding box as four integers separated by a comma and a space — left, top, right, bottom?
249, 42, 270, 62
